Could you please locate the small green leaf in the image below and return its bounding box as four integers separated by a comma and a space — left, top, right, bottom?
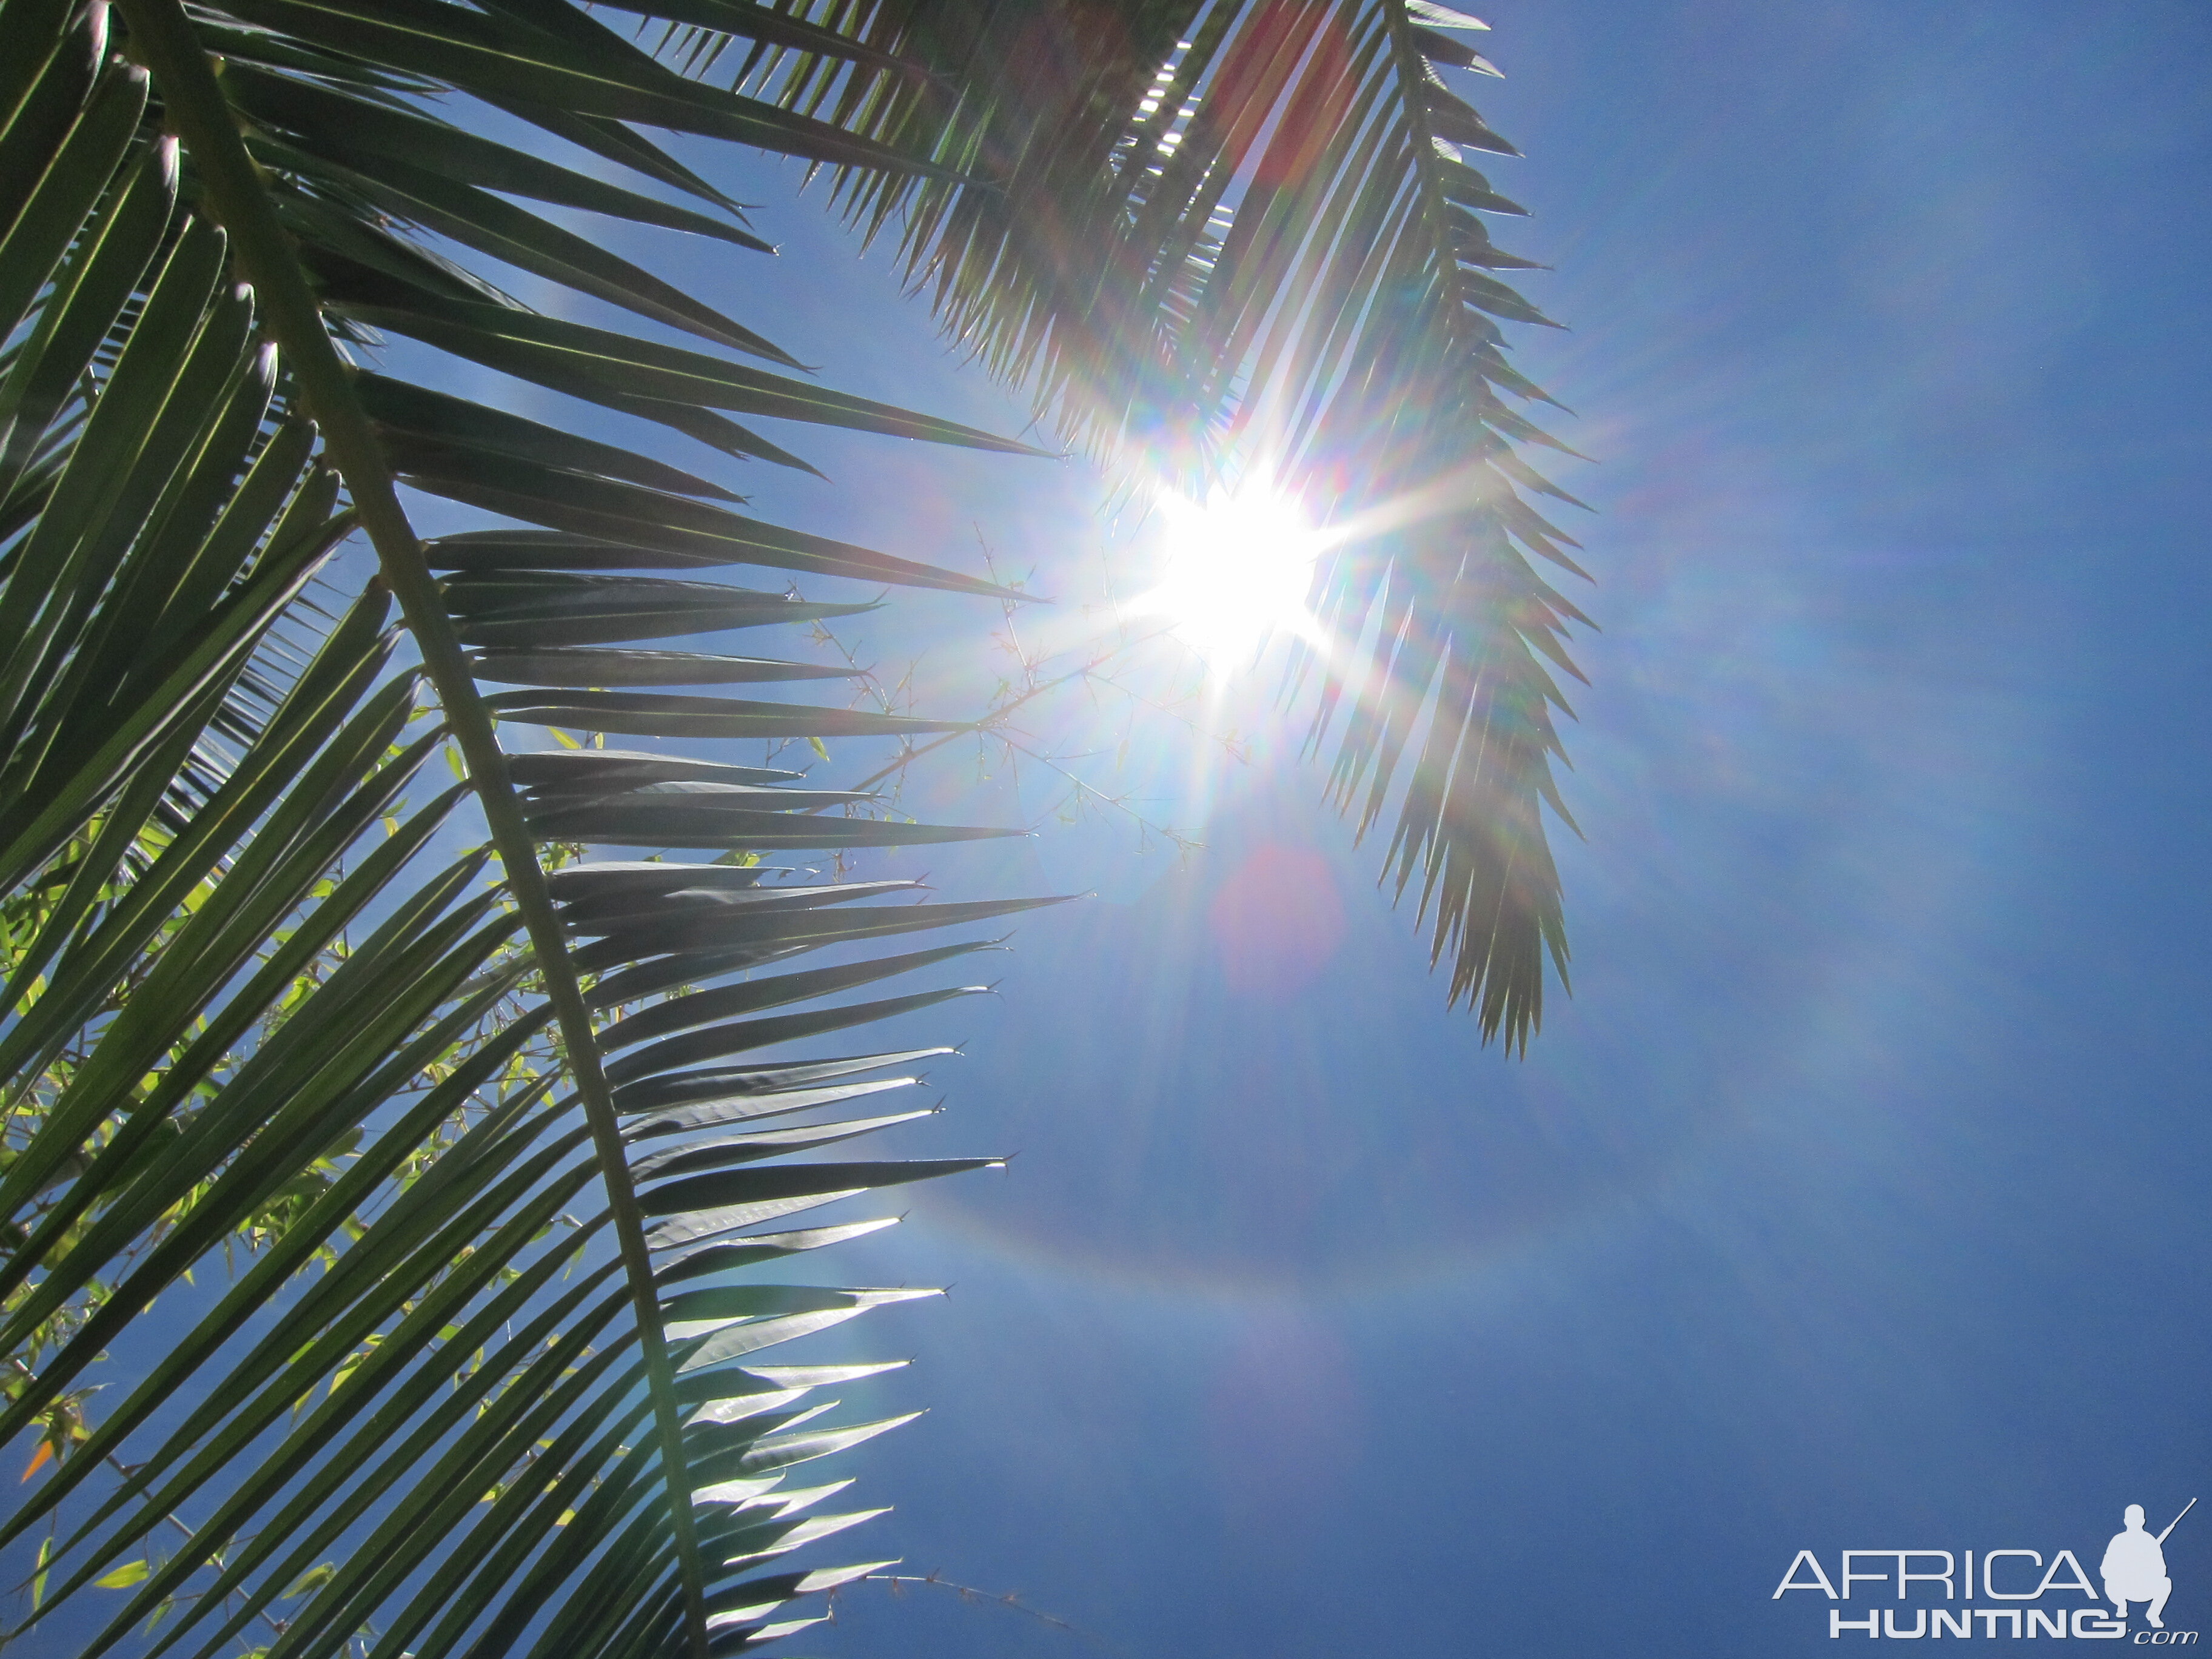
279, 1561, 337, 1598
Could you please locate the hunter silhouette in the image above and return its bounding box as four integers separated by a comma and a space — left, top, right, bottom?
2104, 1502, 2186, 1629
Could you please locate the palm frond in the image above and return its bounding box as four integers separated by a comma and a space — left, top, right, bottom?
670, 0, 1580, 1045
1, 0, 1065, 1654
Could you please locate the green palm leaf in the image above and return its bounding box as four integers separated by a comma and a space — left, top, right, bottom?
1, 1, 1069, 1654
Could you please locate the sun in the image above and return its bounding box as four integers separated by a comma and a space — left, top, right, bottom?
1134, 484, 1322, 672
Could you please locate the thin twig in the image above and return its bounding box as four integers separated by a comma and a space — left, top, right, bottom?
831, 1569, 1128, 1655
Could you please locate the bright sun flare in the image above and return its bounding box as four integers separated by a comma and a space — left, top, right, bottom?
1136, 486, 1321, 672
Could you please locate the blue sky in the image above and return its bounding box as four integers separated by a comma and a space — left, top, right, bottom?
18, 3, 2211, 1656
624, 3, 2212, 1655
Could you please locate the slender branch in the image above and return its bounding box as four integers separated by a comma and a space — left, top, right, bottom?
840, 623, 1180, 798
109, 7, 712, 1653
991, 733, 1201, 852
106, 1453, 288, 1641
842, 1571, 1123, 1653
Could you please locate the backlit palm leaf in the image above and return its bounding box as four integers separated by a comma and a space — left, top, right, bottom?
0, 1, 1064, 1655
685, 0, 1580, 1045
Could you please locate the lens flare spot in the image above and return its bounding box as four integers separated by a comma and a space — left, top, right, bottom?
1208, 843, 1346, 997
